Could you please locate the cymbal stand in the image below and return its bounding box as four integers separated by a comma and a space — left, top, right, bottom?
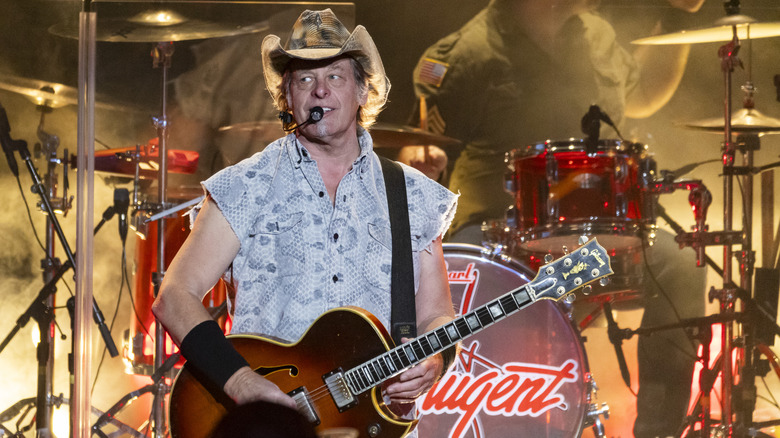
36, 103, 68, 438
149, 40, 174, 438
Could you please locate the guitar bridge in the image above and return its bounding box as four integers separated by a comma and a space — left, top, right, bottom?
288, 387, 320, 425
323, 369, 357, 412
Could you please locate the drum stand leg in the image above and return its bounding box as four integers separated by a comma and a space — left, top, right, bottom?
583, 373, 610, 438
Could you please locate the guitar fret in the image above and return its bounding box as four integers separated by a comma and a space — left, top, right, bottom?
380, 355, 394, 374
367, 362, 380, 381
419, 336, 434, 355
387, 355, 397, 372
454, 319, 472, 337
391, 350, 405, 369
362, 367, 374, 384
427, 333, 441, 350
356, 370, 368, 388
500, 295, 519, 313
488, 301, 505, 319
476, 307, 493, 327
348, 372, 362, 392
412, 341, 425, 359
375, 359, 389, 378
465, 312, 481, 331
444, 323, 460, 342
403, 344, 416, 362
512, 287, 532, 308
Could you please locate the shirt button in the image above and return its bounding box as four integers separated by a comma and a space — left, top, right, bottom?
319, 191, 325, 197
333, 233, 339, 241
332, 275, 338, 283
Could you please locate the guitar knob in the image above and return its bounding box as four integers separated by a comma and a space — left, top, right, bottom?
367, 423, 381, 437
544, 253, 554, 263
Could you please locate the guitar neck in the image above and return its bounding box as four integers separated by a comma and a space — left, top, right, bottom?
343, 238, 611, 396
344, 281, 540, 395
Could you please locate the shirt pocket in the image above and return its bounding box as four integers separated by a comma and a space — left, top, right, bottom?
364, 222, 393, 290
248, 212, 306, 281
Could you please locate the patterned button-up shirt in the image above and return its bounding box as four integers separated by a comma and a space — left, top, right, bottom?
203, 128, 458, 342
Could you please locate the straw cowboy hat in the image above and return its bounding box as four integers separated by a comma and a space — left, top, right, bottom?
261, 9, 390, 120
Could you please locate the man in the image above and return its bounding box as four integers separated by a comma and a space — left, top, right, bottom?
410, 0, 703, 243
153, 8, 458, 419
407, 0, 706, 437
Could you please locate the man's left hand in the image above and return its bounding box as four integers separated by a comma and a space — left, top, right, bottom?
383, 337, 444, 404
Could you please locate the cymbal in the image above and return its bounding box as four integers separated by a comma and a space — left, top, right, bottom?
217, 120, 282, 135
633, 15, 780, 45
49, 9, 268, 43
369, 123, 462, 149
0, 73, 129, 111
684, 108, 780, 134
217, 121, 463, 149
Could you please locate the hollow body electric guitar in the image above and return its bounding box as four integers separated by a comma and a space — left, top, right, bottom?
168, 238, 613, 438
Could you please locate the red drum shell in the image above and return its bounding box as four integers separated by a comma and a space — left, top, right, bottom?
125, 190, 227, 375
506, 139, 656, 253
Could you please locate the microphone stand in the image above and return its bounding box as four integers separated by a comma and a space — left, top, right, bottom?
0, 126, 118, 436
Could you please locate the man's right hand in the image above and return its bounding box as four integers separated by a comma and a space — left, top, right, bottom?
223, 366, 298, 410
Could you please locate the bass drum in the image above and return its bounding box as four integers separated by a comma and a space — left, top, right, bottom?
415, 244, 590, 438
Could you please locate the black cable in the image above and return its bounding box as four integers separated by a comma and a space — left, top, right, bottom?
91, 243, 128, 395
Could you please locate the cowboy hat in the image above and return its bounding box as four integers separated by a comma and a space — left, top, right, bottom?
261, 9, 390, 116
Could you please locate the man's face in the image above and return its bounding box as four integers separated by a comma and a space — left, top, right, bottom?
287, 56, 367, 142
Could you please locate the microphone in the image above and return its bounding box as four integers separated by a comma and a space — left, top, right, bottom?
0, 102, 20, 177
581, 105, 601, 155
114, 188, 130, 243
603, 301, 632, 388
280, 107, 324, 132
309, 106, 324, 122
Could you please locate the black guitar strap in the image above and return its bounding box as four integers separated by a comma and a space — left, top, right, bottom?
379, 156, 417, 346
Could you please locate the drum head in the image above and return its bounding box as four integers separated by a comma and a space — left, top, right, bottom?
415, 244, 589, 438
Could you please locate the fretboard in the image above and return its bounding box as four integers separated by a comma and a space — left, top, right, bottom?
344, 281, 542, 395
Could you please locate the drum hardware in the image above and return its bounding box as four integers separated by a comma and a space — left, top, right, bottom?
0, 394, 147, 438
583, 373, 610, 438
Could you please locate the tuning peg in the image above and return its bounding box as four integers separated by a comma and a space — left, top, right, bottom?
582, 285, 592, 295
599, 277, 611, 287
578, 235, 588, 246
544, 253, 554, 263
564, 294, 576, 304
562, 245, 569, 255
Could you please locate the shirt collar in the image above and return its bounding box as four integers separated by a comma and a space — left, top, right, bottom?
284, 128, 374, 171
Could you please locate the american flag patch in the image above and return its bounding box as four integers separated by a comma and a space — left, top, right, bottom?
417, 58, 449, 87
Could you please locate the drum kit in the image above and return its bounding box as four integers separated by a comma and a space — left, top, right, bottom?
1, 1, 780, 438
420, 6, 780, 438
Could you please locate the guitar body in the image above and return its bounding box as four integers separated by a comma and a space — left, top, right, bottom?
169, 307, 416, 438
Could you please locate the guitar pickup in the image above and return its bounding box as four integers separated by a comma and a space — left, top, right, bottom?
288, 387, 320, 425
323, 369, 357, 412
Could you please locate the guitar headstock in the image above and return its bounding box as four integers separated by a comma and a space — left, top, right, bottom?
528, 238, 614, 303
